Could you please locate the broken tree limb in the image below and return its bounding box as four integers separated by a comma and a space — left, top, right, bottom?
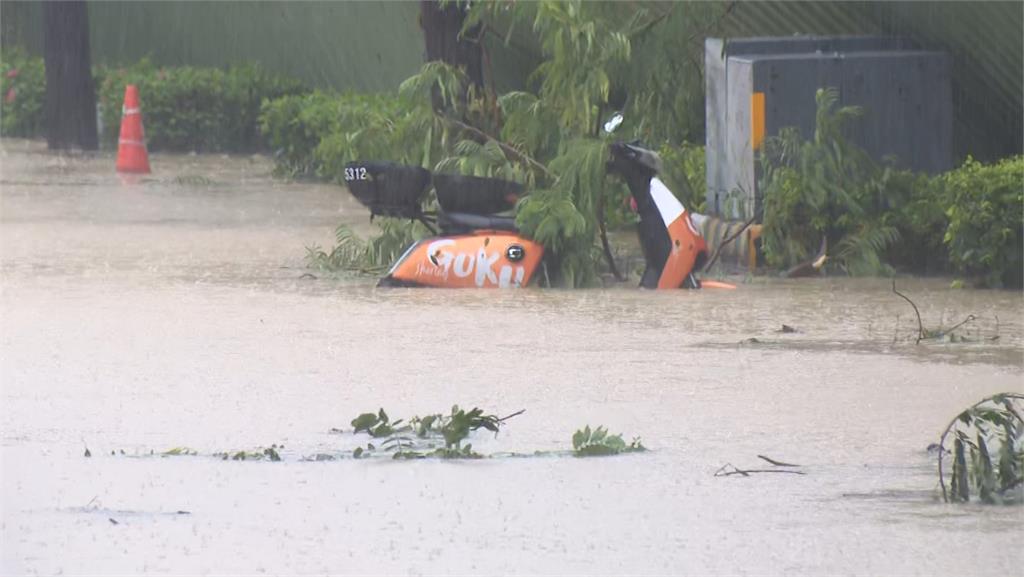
438, 115, 554, 180
757, 455, 800, 467
714, 463, 806, 477
892, 279, 925, 344
945, 314, 977, 335
785, 237, 828, 278
497, 409, 526, 423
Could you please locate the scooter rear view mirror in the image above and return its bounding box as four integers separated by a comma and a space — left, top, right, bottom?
603, 113, 624, 134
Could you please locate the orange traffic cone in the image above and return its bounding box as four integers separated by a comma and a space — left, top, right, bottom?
115, 85, 151, 174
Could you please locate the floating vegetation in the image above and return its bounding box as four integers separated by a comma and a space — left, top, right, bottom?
571, 425, 645, 457
347, 408, 646, 460
349, 406, 517, 460
91, 408, 649, 462
213, 446, 283, 462
163, 447, 199, 456
937, 393, 1023, 505
172, 175, 217, 187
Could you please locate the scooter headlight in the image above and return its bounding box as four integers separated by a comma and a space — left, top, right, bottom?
506, 244, 525, 262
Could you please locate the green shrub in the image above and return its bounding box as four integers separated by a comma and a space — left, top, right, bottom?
97, 59, 305, 152
260, 90, 433, 180
876, 168, 949, 275
259, 91, 343, 176
758, 88, 970, 277
942, 156, 1024, 288
0, 49, 46, 138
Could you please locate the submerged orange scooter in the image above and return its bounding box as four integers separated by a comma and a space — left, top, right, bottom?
344, 117, 718, 289
345, 163, 544, 288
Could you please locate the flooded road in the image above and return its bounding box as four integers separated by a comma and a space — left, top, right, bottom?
2, 139, 1022, 575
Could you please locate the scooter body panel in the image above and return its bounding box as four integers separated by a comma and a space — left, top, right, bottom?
381, 231, 543, 288
632, 177, 708, 289
656, 211, 707, 289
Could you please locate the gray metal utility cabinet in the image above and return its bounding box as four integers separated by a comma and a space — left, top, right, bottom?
705, 36, 952, 219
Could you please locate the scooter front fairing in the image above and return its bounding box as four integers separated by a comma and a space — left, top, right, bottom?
380, 232, 544, 288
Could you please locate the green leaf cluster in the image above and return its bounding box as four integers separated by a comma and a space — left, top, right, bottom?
349, 405, 504, 460
940, 394, 1024, 505
571, 425, 645, 457
305, 218, 431, 275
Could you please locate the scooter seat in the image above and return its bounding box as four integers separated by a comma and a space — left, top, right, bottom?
438, 211, 519, 233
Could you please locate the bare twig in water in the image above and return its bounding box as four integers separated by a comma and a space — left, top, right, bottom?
892, 279, 925, 344
714, 463, 749, 477
714, 463, 806, 477
757, 455, 800, 467
945, 314, 976, 335
497, 409, 526, 423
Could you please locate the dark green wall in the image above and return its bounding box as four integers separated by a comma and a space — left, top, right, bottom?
2, 1, 1020, 159
2, 1, 425, 92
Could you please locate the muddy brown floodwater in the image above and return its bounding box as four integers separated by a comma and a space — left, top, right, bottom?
1, 139, 1022, 576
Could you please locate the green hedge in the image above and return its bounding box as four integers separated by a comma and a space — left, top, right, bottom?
0, 48, 46, 137
942, 156, 1023, 288
0, 51, 307, 152
97, 59, 306, 152
259, 90, 432, 181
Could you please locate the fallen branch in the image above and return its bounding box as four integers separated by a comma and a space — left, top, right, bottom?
892, 279, 925, 344
757, 454, 800, 467
945, 314, 976, 335
785, 237, 828, 278
497, 409, 526, 423
714, 463, 806, 477
438, 115, 554, 180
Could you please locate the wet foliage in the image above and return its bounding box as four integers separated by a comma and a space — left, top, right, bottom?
349, 406, 506, 460
760, 88, 902, 275
938, 393, 1024, 505
305, 220, 430, 275
0, 48, 46, 138
761, 88, 1023, 284
942, 156, 1024, 288
571, 425, 645, 457
96, 59, 307, 152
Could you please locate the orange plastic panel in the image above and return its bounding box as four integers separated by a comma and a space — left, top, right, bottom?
657, 213, 708, 289
387, 232, 544, 288
700, 280, 737, 290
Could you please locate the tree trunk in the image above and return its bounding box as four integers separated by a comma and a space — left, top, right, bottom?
43, 1, 98, 151
419, 0, 484, 111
